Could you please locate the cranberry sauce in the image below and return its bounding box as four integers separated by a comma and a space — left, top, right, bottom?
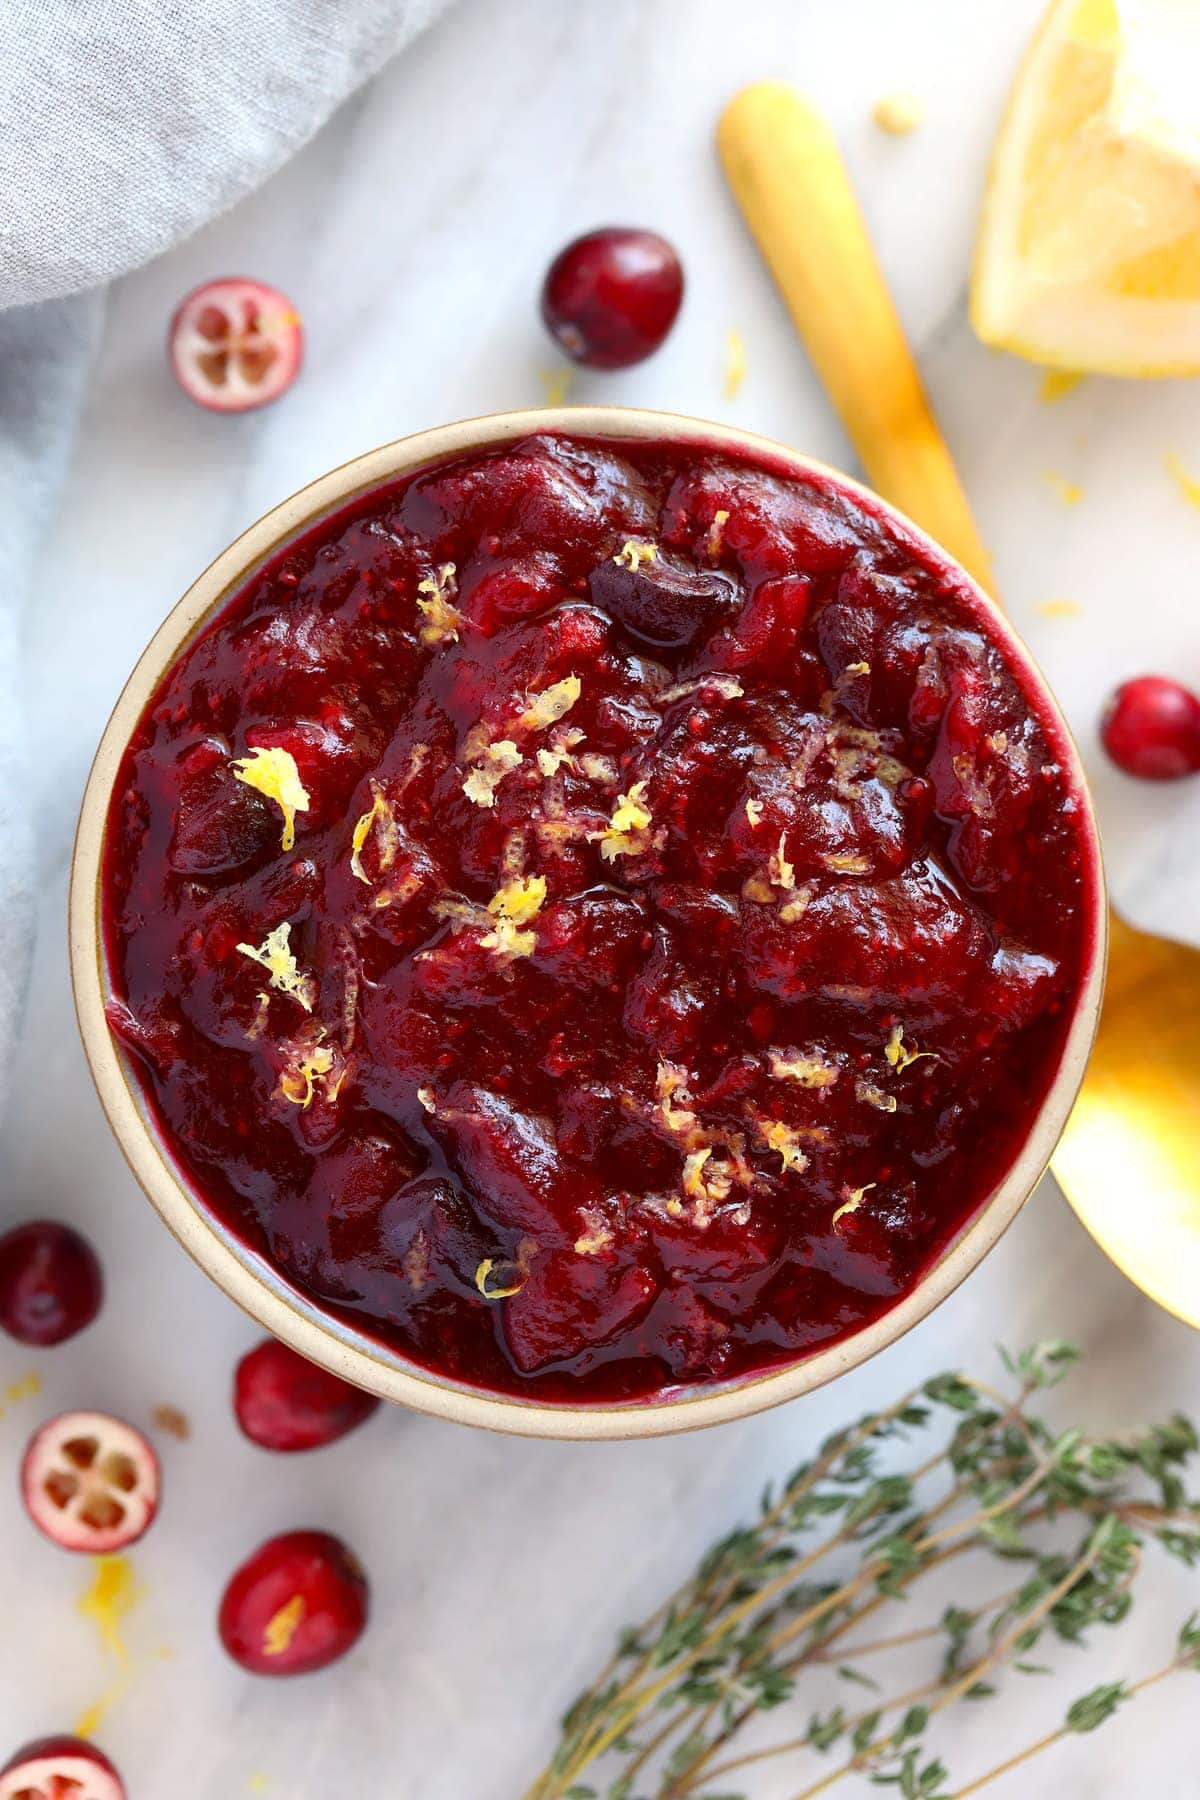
101, 433, 1096, 1402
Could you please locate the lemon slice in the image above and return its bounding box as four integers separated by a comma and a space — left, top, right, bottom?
972, 0, 1200, 375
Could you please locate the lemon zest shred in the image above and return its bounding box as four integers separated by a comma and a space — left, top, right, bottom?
1039, 370, 1084, 403
594, 780, 653, 862
231, 746, 309, 852
515, 675, 583, 733
350, 783, 396, 882
277, 1035, 337, 1109
613, 540, 658, 572
462, 739, 523, 808
856, 1079, 898, 1114
236, 921, 315, 1011
833, 1182, 876, 1226
745, 796, 764, 827
262, 1595, 306, 1657
768, 1050, 839, 1088
872, 91, 925, 134
416, 563, 463, 646
1035, 597, 1084, 619
475, 1236, 538, 1300
769, 832, 795, 891
758, 1118, 810, 1175
886, 1023, 938, 1074
479, 874, 546, 960
1042, 469, 1084, 506
707, 507, 731, 558
724, 328, 747, 399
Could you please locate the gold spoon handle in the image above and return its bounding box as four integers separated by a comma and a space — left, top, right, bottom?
718, 80, 995, 595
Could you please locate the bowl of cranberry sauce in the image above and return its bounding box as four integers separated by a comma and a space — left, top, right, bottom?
73, 412, 1104, 1437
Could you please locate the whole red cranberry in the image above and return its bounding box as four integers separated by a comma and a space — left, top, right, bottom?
234, 1338, 380, 1452
219, 1529, 368, 1676
541, 228, 684, 369
0, 1222, 103, 1346
1101, 674, 1200, 780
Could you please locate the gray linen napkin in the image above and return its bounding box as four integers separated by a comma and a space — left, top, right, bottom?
0, 0, 452, 1082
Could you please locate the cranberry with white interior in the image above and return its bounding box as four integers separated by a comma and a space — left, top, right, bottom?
0, 1736, 125, 1800
168, 277, 303, 413
21, 1412, 160, 1553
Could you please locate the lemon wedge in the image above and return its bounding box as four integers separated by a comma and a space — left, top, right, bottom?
972, 0, 1200, 375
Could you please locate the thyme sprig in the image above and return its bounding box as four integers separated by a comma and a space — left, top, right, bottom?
526, 1343, 1200, 1800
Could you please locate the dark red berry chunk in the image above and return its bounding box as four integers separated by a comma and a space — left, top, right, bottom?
0, 1221, 102, 1347
541, 228, 684, 368
1100, 674, 1200, 780
219, 1529, 368, 1676
0, 1736, 125, 1800
234, 1338, 380, 1452
22, 1411, 160, 1553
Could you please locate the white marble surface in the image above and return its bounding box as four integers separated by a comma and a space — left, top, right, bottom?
2, 1, 1199, 1795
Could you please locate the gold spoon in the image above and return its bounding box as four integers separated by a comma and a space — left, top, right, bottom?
718, 81, 1200, 1328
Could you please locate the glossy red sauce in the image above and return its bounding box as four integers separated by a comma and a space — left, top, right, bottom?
102, 433, 1096, 1402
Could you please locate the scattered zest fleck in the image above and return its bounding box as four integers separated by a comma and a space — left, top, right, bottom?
856, 1078, 898, 1114
262, 1595, 306, 1657
613, 539, 658, 572
885, 1023, 937, 1074
462, 739, 523, 808
745, 796, 764, 827
350, 783, 396, 882
769, 833, 795, 891
236, 921, 315, 1011
656, 1060, 698, 1134
1039, 369, 1084, 402
475, 1237, 538, 1300
278, 1033, 337, 1109
1035, 597, 1083, 619
480, 875, 546, 959
1042, 469, 1084, 507
416, 563, 463, 646
516, 675, 582, 732
822, 851, 871, 874
872, 91, 925, 134
707, 507, 730, 558
594, 780, 653, 862
416, 1085, 436, 1114
758, 1118, 810, 1175
833, 1182, 876, 1225
724, 328, 746, 399
769, 1049, 839, 1088
682, 1146, 733, 1209
231, 746, 309, 852
574, 1210, 615, 1257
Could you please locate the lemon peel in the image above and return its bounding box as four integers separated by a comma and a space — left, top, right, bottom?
231, 746, 309, 852
236, 921, 315, 1011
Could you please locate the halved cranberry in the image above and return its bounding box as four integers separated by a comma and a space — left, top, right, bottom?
541, 228, 684, 368
1100, 674, 1200, 779
0, 1736, 125, 1800
0, 1222, 103, 1347
169, 277, 303, 412
234, 1339, 380, 1453
21, 1412, 160, 1553
218, 1530, 368, 1676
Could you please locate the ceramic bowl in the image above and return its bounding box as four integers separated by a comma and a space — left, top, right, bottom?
69, 407, 1107, 1439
